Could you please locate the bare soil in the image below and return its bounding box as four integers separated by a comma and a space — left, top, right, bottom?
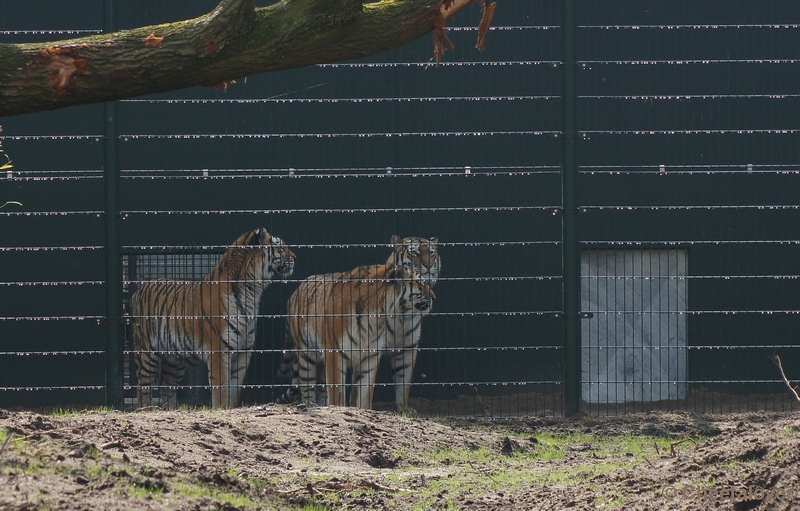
1, 405, 798, 510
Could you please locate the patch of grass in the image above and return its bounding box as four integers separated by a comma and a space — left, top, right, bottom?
593, 492, 627, 510
0, 429, 26, 453
178, 404, 212, 412
128, 484, 166, 499
302, 505, 334, 511
49, 406, 115, 417
173, 480, 259, 508
397, 431, 704, 509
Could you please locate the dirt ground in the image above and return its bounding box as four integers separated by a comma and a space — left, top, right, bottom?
1, 405, 798, 511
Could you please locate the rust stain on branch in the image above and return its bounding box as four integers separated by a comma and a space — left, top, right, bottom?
202, 35, 220, 55
40, 47, 88, 95
144, 33, 165, 48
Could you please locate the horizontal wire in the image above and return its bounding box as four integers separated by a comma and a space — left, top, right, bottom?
0, 316, 105, 321
123, 346, 562, 356
0, 275, 785, 286
4, 240, 798, 253
5, 165, 798, 181
121, 95, 557, 104
583, 129, 800, 135
580, 94, 800, 100
0, 351, 104, 356
4, 131, 554, 142
583, 240, 800, 245
3, 205, 800, 218
0, 29, 102, 35
583, 205, 799, 210
580, 164, 800, 173
6, 128, 797, 143
584, 379, 792, 385
121, 130, 553, 139
5, 308, 799, 322
317, 61, 558, 68
124, 275, 560, 285
2, 312, 556, 322
0, 281, 104, 287
582, 59, 800, 65
120, 241, 554, 250
0, 211, 103, 217
0, 246, 103, 252
580, 24, 800, 29
120, 206, 557, 215
1, 342, 795, 358
22, 25, 797, 35
125, 381, 561, 390
0, 386, 105, 391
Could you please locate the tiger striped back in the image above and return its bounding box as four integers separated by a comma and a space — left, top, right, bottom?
280, 263, 435, 409
132, 228, 295, 409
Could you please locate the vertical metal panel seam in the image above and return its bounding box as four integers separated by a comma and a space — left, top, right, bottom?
561, 0, 581, 416
104, 0, 123, 409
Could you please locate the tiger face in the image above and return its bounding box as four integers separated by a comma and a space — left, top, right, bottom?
389, 235, 440, 286
238, 228, 296, 279
397, 266, 436, 313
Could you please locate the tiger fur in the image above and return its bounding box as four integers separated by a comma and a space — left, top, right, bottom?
383, 235, 440, 411
278, 263, 435, 408
131, 228, 296, 409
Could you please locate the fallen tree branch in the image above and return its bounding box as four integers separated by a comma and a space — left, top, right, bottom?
1, 0, 477, 116
0, 433, 14, 459
772, 355, 800, 403
669, 438, 697, 457
357, 478, 416, 493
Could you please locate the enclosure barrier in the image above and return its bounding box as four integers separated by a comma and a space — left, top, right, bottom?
1, 0, 799, 416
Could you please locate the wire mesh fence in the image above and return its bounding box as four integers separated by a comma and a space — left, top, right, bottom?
1, 0, 798, 416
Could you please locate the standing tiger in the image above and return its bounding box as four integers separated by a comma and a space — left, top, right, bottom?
131, 228, 296, 409
279, 263, 435, 408
277, 235, 440, 410
383, 235, 440, 412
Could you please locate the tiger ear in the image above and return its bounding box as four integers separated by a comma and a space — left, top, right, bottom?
390, 234, 403, 247
251, 228, 267, 246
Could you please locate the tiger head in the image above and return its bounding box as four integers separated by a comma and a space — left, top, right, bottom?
234, 228, 296, 279
387, 265, 437, 314
388, 235, 440, 287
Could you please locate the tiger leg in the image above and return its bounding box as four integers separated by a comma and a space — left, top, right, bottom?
159, 359, 185, 410
390, 318, 423, 412
227, 350, 251, 407
206, 351, 232, 408
352, 351, 381, 409
297, 350, 321, 406
391, 347, 419, 412
135, 349, 157, 408
325, 350, 346, 407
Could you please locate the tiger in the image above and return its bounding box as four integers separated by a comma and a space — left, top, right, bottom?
278, 263, 435, 409
276, 235, 440, 410
131, 228, 296, 409
382, 235, 440, 412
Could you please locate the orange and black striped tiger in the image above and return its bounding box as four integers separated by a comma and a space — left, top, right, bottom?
279, 263, 435, 408
131, 228, 296, 409
383, 236, 440, 411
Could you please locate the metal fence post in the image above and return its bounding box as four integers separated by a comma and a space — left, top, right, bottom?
104, 0, 123, 409
561, 0, 581, 416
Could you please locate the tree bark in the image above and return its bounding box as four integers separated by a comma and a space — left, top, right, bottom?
0, 0, 476, 117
